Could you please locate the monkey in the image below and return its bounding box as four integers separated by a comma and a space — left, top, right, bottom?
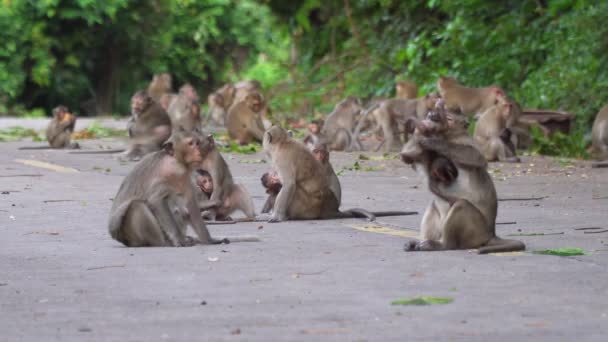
352, 94, 439, 152
319, 97, 363, 151
436, 76, 505, 116
108, 129, 227, 247
167, 83, 201, 131
147, 73, 173, 102
195, 134, 256, 221
395, 80, 418, 99
262, 125, 416, 222
302, 119, 326, 149
19, 106, 80, 150
260, 171, 282, 214
120, 90, 172, 161
399, 102, 525, 254
225, 92, 267, 144
590, 104, 608, 160
206, 83, 236, 126
474, 101, 521, 162
310, 142, 341, 207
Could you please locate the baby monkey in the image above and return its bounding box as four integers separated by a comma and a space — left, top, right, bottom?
194, 169, 250, 221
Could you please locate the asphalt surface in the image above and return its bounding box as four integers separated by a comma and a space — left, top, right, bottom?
1, 118, 607, 341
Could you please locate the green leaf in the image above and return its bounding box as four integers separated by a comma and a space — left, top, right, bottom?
532, 248, 588, 256
391, 297, 454, 306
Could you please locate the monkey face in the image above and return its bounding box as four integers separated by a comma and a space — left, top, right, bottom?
308, 123, 320, 134
313, 148, 329, 163
196, 175, 213, 194
263, 126, 287, 151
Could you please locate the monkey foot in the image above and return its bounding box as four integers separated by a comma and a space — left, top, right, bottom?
404, 240, 420, 252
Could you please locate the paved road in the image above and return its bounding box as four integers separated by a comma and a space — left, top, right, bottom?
1, 119, 607, 341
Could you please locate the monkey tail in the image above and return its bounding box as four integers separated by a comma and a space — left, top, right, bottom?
69, 149, 125, 154
340, 208, 376, 221
220, 235, 261, 243
18, 146, 53, 150
372, 211, 418, 217
477, 237, 525, 254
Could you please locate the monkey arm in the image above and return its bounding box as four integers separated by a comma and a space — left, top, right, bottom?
419, 138, 487, 169
269, 179, 295, 222
187, 196, 225, 244
148, 192, 189, 247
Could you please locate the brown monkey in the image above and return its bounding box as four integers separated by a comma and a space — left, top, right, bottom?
353, 94, 439, 152
320, 97, 363, 151
311, 142, 341, 206
302, 119, 326, 149
436, 76, 505, 116
206, 84, 236, 126
108, 130, 227, 247
395, 80, 418, 99
196, 134, 256, 221
121, 90, 172, 161
474, 102, 520, 162
167, 83, 201, 131
590, 104, 608, 160
225, 92, 267, 144
263, 125, 416, 222
147, 73, 173, 102
45, 105, 79, 149
260, 171, 282, 214
400, 103, 525, 254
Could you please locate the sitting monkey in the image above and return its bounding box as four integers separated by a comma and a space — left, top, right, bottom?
46, 105, 79, 149
400, 101, 525, 254
194, 168, 255, 221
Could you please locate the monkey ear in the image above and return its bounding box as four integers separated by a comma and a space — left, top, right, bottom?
287, 130, 294, 138
163, 140, 175, 156
206, 134, 215, 147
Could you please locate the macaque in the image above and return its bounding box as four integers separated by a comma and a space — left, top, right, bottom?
225, 92, 267, 144
302, 119, 326, 149
262, 125, 415, 222
590, 104, 608, 160
400, 101, 525, 254
474, 102, 520, 162
319, 97, 363, 151
206, 84, 236, 126
395, 80, 418, 99
353, 94, 439, 152
121, 90, 172, 161
196, 134, 255, 221
436, 76, 505, 116
46, 105, 79, 149
108, 130, 226, 247
147, 73, 173, 102
311, 142, 341, 206
167, 83, 201, 131
260, 171, 281, 214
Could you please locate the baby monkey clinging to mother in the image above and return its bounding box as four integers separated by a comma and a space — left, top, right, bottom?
400, 100, 525, 254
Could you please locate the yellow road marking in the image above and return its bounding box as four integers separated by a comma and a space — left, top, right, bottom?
487, 251, 525, 256
15, 159, 79, 173
347, 224, 419, 239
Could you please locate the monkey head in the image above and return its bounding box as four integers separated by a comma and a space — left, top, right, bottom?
308, 119, 324, 134
179, 83, 199, 102
261, 171, 282, 194
216, 84, 236, 108
263, 125, 289, 153
208, 93, 224, 108
195, 169, 213, 195
52, 105, 74, 123
154, 73, 172, 88
163, 130, 202, 167
311, 143, 329, 164
245, 92, 264, 113
131, 90, 152, 115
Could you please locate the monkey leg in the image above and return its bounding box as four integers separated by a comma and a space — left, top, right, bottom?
146, 194, 191, 246
222, 184, 256, 218
331, 129, 352, 151
119, 200, 170, 247
489, 138, 520, 163
435, 199, 492, 251
405, 200, 443, 252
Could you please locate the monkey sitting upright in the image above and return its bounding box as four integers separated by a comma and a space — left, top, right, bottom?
400, 101, 525, 254
108, 129, 227, 247
302, 119, 326, 149
196, 134, 256, 221
319, 97, 363, 151
591, 104, 608, 160
474, 101, 520, 163
46, 105, 79, 149
262, 125, 415, 222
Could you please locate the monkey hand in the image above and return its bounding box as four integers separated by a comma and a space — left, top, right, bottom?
201, 210, 217, 221
181, 236, 199, 247
268, 213, 286, 223
404, 240, 420, 252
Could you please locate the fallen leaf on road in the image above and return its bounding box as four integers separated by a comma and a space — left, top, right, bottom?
348, 224, 418, 239
391, 297, 453, 306
208, 257, 219, 262
532, 248, 588, 256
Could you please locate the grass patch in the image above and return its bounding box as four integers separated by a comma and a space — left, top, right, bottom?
73, 122, 126, 139
219, 142, 261, 154
391, 297, 454, 306
336, 161, 382, 175
0, 127, 44, 142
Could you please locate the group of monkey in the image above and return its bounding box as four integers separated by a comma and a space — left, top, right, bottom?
26, 73, 608, 253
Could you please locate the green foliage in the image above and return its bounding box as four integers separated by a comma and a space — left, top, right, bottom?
77, 122, 126, 139
532, 248, 588, 256
391, 296, 454, 306
528, 126, 590, 158
219, 142, 261, 154
0, 127, 44, 142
